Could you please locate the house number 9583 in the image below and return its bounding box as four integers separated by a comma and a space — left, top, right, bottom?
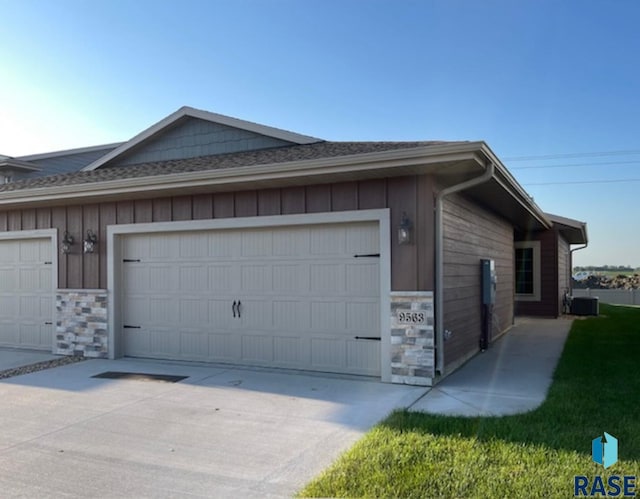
396, 310, 426, 324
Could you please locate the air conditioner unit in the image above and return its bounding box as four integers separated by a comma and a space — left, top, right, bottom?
571, 297, 599, 316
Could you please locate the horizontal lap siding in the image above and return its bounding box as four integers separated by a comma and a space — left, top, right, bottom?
442, 193, 514, 373
0, 176, 436, 292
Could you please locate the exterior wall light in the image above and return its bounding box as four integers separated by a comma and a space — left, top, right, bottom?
61, 231, 74, 254
83, 230, 98, 254
398, 212, 413, 245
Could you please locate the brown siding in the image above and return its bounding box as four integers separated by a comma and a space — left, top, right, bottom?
0, 176, 436, 294
558, 235, 570, 314
515, 229, 559, 317
442, 193, 514, 373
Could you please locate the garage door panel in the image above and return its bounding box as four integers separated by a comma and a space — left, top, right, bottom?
208, 266, 234, 292
0, 323, 19, 345
180, 331, 209, 358
310, 226, 346, 255
179, 266, 208, 293
0, 296, 15, 314
208, 299, 235, 328
347, 302, 380, 333
346, 225, 379, 254
274, 336, 307, 365
209, 333, 241, 361
241, 335, 273, 363
273, 300, 310, 331
122, 222, 381, 376
346, 264, 379, 296
273, 265, 308, 293
149, 265, 177, 292
310, 264, 345, 293
241, 230, 273, 257
241, 265, 272, 292
123, 236, 150, 260
347, 340, 380, 376
149, 297, 178, 325
20, 324, 42, 348
0, 268, 15, 289
239, 299, 272, 329
311, 302, 346, 331
311, 338, 345, 370
179, 298, 208, 326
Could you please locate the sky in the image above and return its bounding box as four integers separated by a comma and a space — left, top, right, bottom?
0, 0, 638, 268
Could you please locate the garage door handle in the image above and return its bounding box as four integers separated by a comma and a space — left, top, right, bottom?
237, 300, 241, 318
355, 336, 381, 341
232, 301, 237, 318
124, 325, 141, 329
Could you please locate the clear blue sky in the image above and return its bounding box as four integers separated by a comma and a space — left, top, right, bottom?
1, 0, 638, 268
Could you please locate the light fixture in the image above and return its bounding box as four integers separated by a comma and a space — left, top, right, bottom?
83, 229, 98, 254
398, 212, 412, 245
61, 231, 74, 254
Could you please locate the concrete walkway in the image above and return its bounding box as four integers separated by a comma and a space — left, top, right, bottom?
410, 317, 573, 416
0, 348, 58, 371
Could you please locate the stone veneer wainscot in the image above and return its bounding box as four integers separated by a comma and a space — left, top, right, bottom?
390, 291, 435, 386
56, 289, 108, 358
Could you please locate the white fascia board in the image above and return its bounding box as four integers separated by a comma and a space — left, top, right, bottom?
82, 106, 322, 172
1, 143, 486, 207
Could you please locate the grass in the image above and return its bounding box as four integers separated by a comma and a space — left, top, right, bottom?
299, 304, 640, 498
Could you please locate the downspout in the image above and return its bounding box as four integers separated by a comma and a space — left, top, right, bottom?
569, 241, 588, 294
434, 161, 495, 377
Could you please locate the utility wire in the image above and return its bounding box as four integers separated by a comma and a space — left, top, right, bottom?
510, 159, 640, 170
524, 178, 640, 186
504, 149, 640, 161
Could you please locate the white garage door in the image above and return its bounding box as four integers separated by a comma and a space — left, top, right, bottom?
0, 238, 53, 350
121, 222, 381, 376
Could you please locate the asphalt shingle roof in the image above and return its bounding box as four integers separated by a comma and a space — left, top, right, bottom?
0, 140, 462, 193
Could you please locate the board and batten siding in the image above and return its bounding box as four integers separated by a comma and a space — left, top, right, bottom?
441, 193, 514, 374
0, 175, 436, 293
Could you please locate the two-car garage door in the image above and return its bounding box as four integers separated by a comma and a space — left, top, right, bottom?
121, 222, 381, 376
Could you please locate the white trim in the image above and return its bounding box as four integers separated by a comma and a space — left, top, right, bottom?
515, 240, 541, 302
107, 209, 392, 381
84, 106, 321, 171
0, 229, 58, 353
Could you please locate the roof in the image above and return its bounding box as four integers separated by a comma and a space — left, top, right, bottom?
0, 140, 450, 192
82, 106, 322, 171
547, 213, 588, 245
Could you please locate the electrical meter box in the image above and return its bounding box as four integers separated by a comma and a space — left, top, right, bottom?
481, 259, 496, 305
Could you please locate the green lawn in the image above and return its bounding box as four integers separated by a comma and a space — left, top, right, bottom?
299, 304, 640, 498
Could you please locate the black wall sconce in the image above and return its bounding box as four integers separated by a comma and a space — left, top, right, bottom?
398, 212, 413, 245
61, 231, 74, 254
83, 230, 98, 254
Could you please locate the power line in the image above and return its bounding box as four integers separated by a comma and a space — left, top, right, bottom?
524, 178, 640, 186
504, 149, 640, 161
510, 159, 640, 170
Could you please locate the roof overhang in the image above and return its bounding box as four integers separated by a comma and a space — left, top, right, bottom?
546, 213, 588, 245
0, 141, 552, 233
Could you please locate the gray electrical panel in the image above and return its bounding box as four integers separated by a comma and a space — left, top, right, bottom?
481, 259, 496, 305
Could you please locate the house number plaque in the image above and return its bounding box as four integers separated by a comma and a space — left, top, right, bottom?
395, 309, 426, 325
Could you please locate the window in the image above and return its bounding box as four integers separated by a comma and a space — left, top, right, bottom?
515, 241, 540, 301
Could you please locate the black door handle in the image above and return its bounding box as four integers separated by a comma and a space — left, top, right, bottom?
237, 300, 242, 318
232, 300, 237, 318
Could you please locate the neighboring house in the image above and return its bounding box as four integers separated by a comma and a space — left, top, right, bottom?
0, 106, 587, 386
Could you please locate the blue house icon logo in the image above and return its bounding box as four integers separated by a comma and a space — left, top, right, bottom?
592, 432, 618, 469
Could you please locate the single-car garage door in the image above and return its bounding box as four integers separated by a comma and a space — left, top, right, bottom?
0, 238, 53, 350
121, 222, 381, 376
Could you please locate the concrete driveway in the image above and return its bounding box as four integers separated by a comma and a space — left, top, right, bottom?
0, 358, 427, 498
